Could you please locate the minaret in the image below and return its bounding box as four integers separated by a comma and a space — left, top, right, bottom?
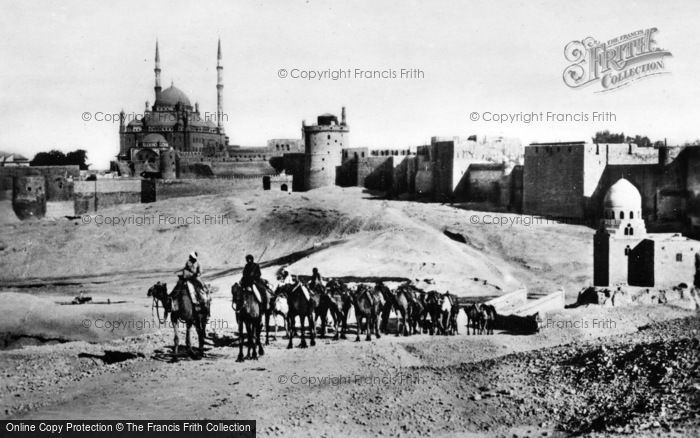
216, 38, 224, 131
154, 40, 162, 101
341, 106, 347, 125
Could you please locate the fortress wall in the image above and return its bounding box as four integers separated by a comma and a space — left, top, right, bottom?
282, 153, 306, 192
360, 156, 393, 191
0, 165, 79, 201
465, 164, 505, 202
605, 143, 659, 165
523, 144, 585, 218
73, 179, 142, 215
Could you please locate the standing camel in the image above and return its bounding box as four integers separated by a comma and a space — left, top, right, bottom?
148, 280, 210, 358
231, 282, 264, 362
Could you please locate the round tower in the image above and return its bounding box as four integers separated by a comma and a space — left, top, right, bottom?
303, 107, 348, 190
12, 175, 46, 220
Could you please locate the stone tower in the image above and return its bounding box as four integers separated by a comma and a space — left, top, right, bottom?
302, 107, 348, 190
216, 38, 224, 131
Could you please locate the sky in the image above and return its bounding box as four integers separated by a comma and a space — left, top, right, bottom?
0, 0, 699, 168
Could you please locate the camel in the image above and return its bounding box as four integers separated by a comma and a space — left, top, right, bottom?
480, 303, 496, 335
268, 289, 289, 340
317, 279, 353, 340
148, 280, 209, 357
464, 303, 484, 335
352, 284, 384, 342
422, 291, 443, 335
440, 292, 460, 335
385, 284, 413, 336
231, 282, 264, 362
278, 281, 321, 349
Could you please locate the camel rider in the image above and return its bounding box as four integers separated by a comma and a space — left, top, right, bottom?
310, 267, 325, 288
182, 251, 205, 306
241, 254, 268, 310
279, 269, 294, 286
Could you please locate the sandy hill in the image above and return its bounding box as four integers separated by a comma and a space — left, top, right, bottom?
0, 186, 593, 298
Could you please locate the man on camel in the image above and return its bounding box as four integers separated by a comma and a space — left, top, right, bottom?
241, 254, 268, 311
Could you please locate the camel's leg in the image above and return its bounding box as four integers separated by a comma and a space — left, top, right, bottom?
299, 314, 308, 348
366, 312, 373, 342
308, 311, 316, 347
172, 321, 180, 356
332, 309, 340, 340
340, 307, 348, 340
237, 321, 245, 362
287, 314, 295, 349
258, 317, 265, 356
185, 323, 192, 351
318, 306, 327, 338
253, 320, 262, 359
265, 312, 271, 346
246, 322, 254, 359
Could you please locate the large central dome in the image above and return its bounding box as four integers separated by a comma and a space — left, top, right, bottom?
156, 85, 191, 107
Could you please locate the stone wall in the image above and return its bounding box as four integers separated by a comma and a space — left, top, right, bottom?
73, 179, 143, 215
0, 165, 79, 202
524, 143, 586, 218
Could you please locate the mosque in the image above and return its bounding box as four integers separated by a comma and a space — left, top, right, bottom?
113, 40, 304, 178
593, 178, 697, 288
115, 40, 229, 177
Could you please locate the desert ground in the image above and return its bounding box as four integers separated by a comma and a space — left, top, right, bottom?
0, 186, 698, 437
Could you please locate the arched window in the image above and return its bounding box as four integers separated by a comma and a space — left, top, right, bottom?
620, 211, 625, 220
624, 245, 631, 256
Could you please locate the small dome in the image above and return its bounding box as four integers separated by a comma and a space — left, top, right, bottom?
604, 178, 641, 210
155, 85, 191, 107
141, 133, 168, 145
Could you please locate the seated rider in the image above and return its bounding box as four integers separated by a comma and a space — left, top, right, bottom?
279, 268, 294, 286
310, 267, 325, 290
181, 251, 206, 307
241, 254, 268, 310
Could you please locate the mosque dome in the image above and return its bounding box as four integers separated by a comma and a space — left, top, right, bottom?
604, 178, 642, 210
155, 85, 191, 107
140, 133, 168, 146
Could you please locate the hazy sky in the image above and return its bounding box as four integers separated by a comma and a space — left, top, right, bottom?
1, 0, 698, 168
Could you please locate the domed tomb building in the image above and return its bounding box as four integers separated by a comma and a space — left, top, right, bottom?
593, 178, 697, 288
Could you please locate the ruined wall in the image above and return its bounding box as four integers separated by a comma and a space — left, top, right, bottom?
683, 148, 700, 238
73, 179, 142, 215
652, 237, 698, 288
465, 164, 505, 202
282, 153, 306, 192
0, 165, 79, 201
360, 156, 393, 191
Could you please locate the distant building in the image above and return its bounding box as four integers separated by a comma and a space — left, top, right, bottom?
523, 141, 700, 237
115, 40, 303, 179
0, 152, 29, 167
302, 108, 348, 190
593, 178, 698, 288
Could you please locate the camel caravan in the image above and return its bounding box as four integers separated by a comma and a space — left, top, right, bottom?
147, 253, 499, 362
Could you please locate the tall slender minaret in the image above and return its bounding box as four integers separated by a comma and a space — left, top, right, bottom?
216, 38, 224, 131
154, 40, 162, 102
